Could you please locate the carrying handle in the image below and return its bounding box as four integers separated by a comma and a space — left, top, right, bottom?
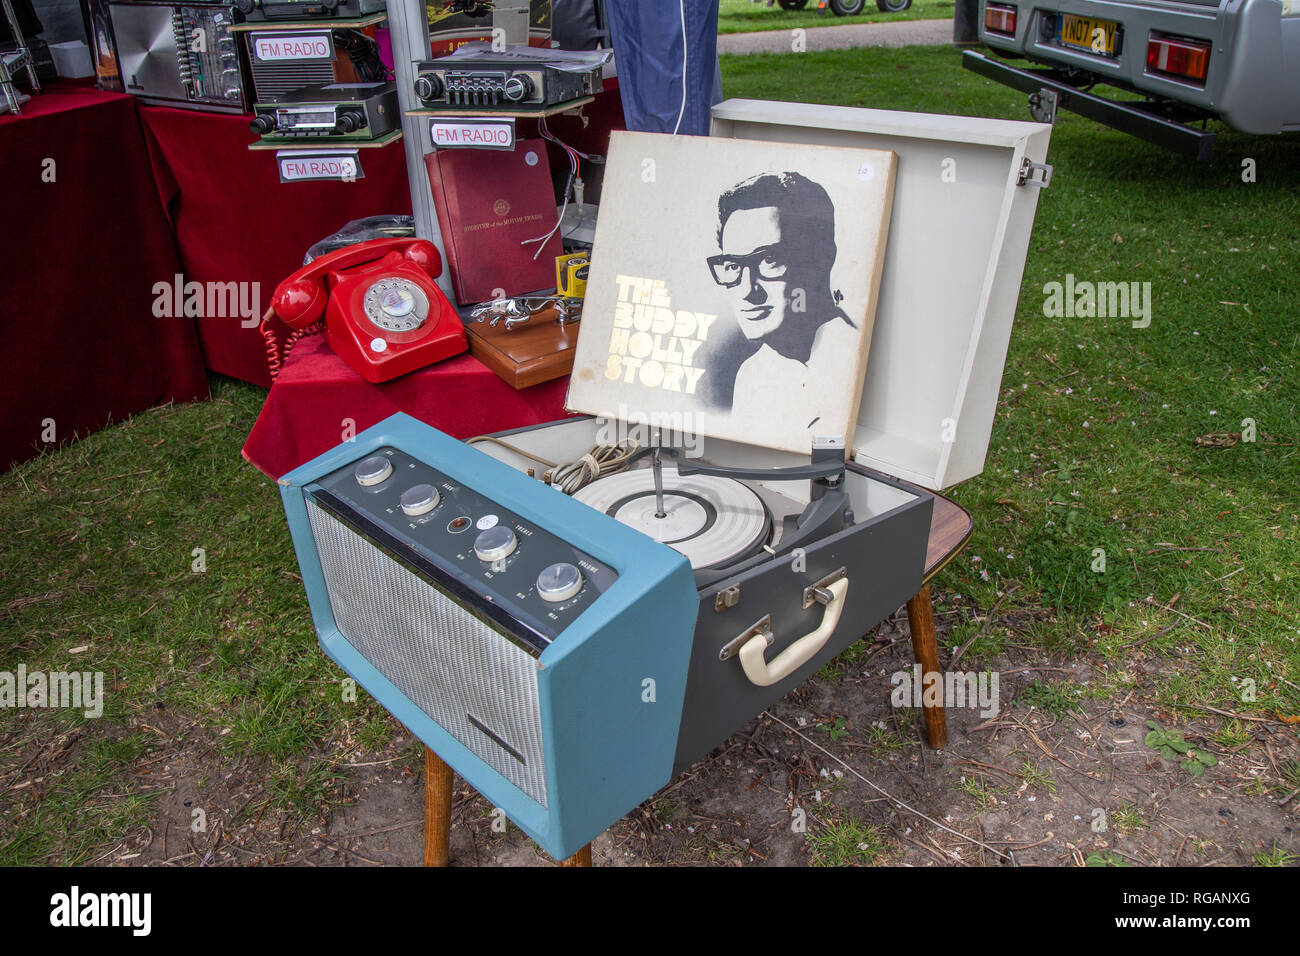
738, 578, 849, 687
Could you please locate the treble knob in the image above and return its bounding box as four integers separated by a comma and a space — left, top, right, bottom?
473, 526, 517, 563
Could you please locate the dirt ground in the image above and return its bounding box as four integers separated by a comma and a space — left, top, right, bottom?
95, 600, 1299, 868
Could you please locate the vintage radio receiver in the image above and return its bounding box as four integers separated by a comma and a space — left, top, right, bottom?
279, 102, 1052, 861
107, 1, 250, 113
412, 43, 604, 110
233, 0, 385, 22
245, 27, 384, 102
249, 80, 398, 140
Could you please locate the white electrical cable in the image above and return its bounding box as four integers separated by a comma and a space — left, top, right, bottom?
522, 117, 583, 257
465, 436, 638, 495
672, 0, 688, 135
762, 710, 1015, 864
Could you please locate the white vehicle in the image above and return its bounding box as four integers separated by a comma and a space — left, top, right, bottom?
963, 0, 1300, 159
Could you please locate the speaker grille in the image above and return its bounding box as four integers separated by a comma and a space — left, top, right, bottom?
306, 498, 548, 806
249, 60, 337, 100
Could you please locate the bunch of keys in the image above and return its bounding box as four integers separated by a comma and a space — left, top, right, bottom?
469, 295, 583, 331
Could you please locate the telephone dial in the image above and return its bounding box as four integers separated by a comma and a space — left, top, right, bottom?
270, 237, 467, 383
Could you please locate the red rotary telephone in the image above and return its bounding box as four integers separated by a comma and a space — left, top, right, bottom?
269, 237, 467, 383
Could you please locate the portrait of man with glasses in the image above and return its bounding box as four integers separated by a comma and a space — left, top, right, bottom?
705, 171, 862, 430
569, 132, 893, 457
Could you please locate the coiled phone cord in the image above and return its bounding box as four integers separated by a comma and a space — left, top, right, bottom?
260, 306, 321, 382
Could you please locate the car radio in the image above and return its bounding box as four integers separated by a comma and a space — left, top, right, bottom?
249, 80, 398, 140
412, 43, 606, 111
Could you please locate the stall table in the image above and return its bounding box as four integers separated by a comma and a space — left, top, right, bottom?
139, 106, 414, 387
241, 335, 572, 478
0, 81, 209, 469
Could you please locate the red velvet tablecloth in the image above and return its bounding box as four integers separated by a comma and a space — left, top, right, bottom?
0, 81, 209, 470
139, 106, 414, 387
242, 335, 572, 478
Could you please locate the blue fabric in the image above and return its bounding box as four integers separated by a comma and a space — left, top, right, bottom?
605, 0, 722, 135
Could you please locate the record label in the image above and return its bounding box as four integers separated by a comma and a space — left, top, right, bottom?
574, 464, 770, 569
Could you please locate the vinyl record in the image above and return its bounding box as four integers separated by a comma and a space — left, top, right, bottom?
574, 464, 770, 569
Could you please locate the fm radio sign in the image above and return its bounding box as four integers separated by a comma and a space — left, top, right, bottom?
429, 119, 516, 150
253, 32, 333, 62
277, 151, 364, 183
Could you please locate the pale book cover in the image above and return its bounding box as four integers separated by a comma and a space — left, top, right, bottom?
566, 130, 897, 455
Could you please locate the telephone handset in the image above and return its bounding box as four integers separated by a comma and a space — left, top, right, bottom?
270, 237, 467, 384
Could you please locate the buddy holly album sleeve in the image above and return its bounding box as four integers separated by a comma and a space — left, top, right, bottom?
566, 130, 897, 456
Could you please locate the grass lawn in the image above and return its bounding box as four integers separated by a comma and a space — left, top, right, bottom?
2, 45, 1297, 865
718, 0, 953, 32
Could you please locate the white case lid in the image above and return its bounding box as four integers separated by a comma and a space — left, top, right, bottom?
711, 99, 1052, 491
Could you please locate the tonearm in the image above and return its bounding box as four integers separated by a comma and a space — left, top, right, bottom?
633, 438, 854, 587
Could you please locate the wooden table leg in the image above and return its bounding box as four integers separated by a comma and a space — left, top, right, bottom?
554, 844, 592, 867
906, 584, 948, 748
424, 746, 454, 867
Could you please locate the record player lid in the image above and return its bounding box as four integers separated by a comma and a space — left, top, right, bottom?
709, 100, 1053, 492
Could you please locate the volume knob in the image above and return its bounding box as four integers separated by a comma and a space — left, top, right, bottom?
414, 74, 441, 101
536, 562, 582, 603
249, 113, 276, 134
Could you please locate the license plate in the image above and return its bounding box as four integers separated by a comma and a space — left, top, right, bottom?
1058, 14, 1119, 56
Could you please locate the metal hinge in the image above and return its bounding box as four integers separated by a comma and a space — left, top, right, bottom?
1017, 156, 1054, 189
802, 567, 847, 610
714, 584, 741, 612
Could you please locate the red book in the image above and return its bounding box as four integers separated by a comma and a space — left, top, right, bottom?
424, 139, 564, 305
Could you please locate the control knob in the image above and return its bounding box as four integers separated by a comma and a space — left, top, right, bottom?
336, 110, 363, 134
354, 455, 392, 486
400, 483, 440, 517
473, 525, 517, 563
249, 113, 276, 134
414, 74, 442, 102
536, 562, 582, 603
502, 74, 533, 103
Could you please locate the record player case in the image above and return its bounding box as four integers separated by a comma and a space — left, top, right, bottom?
278, 99, 1052, 865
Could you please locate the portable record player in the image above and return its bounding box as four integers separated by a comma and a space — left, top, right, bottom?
278, 100, 1052, 863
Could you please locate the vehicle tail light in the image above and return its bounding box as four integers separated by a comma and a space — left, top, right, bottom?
1146, 33, 1210, 83
985, 2, 1017, 36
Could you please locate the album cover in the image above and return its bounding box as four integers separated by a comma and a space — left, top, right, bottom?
566, 130, 896, 456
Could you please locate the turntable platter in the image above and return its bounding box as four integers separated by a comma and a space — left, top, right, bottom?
573, 464, 770, 569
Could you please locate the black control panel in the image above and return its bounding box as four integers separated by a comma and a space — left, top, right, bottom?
412, 58, 601, 111
308, 446, 619, 650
